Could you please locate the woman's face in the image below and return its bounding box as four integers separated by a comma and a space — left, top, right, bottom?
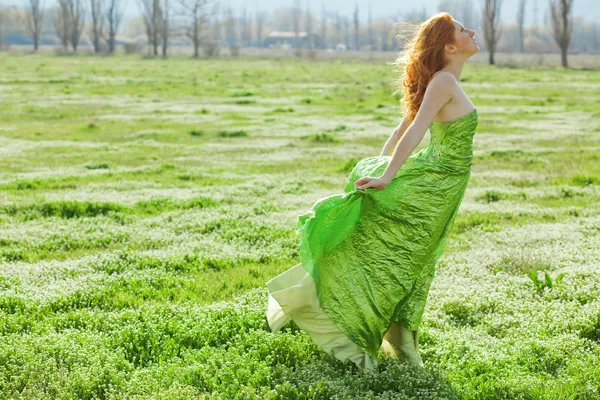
451, 19, 478, 56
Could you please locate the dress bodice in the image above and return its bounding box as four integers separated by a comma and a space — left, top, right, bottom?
416, 107, 478, 168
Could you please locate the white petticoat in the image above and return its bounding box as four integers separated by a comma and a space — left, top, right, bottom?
266, 262, 380, 370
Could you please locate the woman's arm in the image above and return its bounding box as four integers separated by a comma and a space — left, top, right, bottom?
379, 73, 455, 184
380, 117, 411, 157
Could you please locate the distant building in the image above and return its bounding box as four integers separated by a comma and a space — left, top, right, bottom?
263, 31, 324, 49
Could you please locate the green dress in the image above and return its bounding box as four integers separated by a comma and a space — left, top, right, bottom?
266, 107, 478, 369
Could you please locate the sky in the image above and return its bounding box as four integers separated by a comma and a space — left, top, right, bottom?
3, 0, 599, 27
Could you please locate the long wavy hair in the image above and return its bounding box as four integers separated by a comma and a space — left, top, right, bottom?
390, 13, 456, 122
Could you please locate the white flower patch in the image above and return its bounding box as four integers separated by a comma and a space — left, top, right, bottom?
0, 256, 102, 303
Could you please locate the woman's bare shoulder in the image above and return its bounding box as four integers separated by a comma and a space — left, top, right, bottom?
430, 70, 457, 84
426, 71, 456, 95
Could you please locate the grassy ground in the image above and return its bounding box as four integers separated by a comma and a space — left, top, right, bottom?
0, 52, 599, 399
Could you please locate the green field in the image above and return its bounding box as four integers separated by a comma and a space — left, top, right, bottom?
0, 52, 599, 399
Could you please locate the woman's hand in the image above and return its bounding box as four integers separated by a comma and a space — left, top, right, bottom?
354, 176, 391, 191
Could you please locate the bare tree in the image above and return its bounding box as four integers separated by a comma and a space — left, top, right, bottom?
239, 5, 247, 46
517, 0, 526, 52
212, 2, 221, 45
344, 15, 349, 49
588, 20, 598, 52
24, 0, 45, 51
353, 4, 359, 50
242, 6, 252, 47
293, 0, 300, 49
481, 0, 502, 64
69, 0, 86, 51
159, 0, 169, 56
176, 0, 214, 57
224, 6, 239, 55
139, 0, 161, 55
89, 0, 105, 52
367, 0, 375, 50
549, 0, 573, 67
320, 0, 326, 49
256, 10, 266, 48
52, 0, 85, 52
247, 8, 254, 47
306, 0, 313, 50
225, 6, 235, 46
532, 0, 539, 26
378, 19, 393, 51
335, 10, 341, 45
53, 0, 71, 49
0, 12, 4, 49
105, 0, 125, 53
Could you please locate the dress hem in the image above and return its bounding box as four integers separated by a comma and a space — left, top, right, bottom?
266, 262, 380, 371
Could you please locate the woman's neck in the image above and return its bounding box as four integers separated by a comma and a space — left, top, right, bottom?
440, 62, 465, 82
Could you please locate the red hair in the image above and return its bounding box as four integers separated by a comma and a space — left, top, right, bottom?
390, 12, 456, 122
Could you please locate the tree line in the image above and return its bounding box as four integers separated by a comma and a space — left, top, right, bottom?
0, 0, 594, 67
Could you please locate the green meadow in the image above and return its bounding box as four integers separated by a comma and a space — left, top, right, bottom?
0, 52, 599, 399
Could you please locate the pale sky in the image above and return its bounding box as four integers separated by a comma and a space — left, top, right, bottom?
3, 0, 599, 26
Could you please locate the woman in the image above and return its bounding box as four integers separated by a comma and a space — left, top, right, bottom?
266, 12, 479, 371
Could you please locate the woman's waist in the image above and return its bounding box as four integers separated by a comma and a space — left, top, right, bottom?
410, 150, 472, 172
415, 147, 472, 161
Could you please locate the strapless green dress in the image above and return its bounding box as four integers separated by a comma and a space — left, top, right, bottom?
266, 108, 478, 369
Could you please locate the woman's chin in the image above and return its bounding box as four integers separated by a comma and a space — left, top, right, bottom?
467, 48, 479, 58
